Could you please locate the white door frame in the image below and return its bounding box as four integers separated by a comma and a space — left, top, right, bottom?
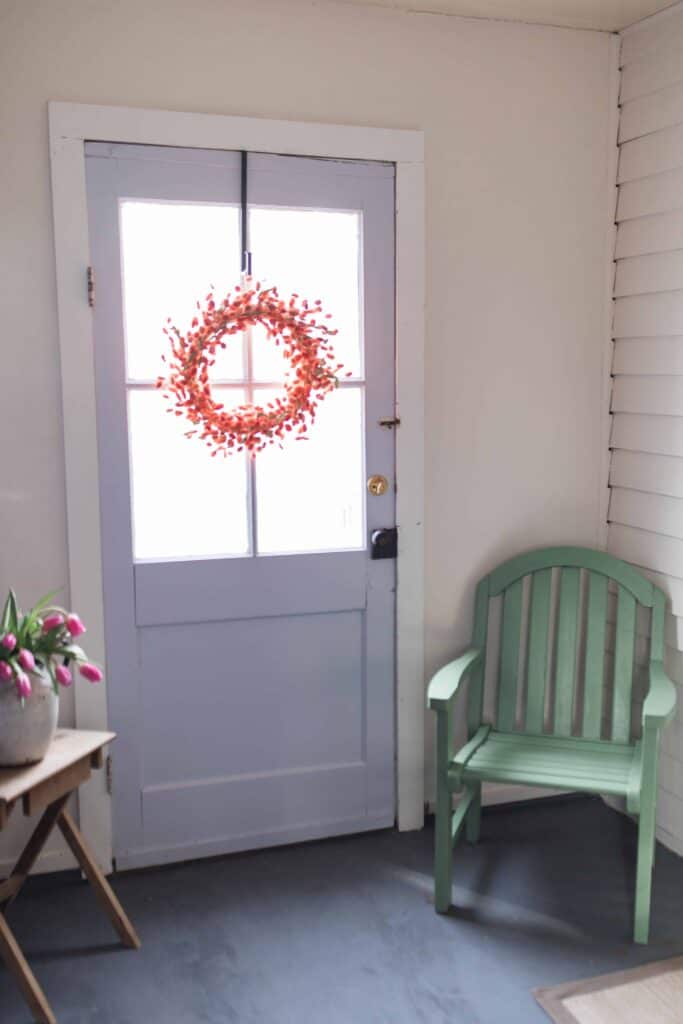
48, 101, 425, 870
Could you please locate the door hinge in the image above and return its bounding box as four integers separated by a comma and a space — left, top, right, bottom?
378, 416, 401, 429
105, 755, 113, 795
87, 265, 95, 308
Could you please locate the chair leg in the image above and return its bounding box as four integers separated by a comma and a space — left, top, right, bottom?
466, 782, 482, 844
634, 802, 656, 944
434, 777, 453, 913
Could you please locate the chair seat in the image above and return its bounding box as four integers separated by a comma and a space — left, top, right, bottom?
452, 729, 641, 799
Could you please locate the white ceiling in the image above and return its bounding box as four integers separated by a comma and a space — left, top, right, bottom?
337, 0, 678, 31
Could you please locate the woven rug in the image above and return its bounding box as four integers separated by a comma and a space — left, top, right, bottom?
534, 956, 683, 1023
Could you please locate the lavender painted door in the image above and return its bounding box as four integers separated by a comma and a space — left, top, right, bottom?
85, 143, 396, 868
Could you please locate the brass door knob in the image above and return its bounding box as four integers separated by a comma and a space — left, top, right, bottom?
367, 474, 389, 497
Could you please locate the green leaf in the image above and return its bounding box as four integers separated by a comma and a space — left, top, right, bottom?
55, 643, 86, 661
0, 592, 11, 634
45, 658, 59, 696
33, 589, 63, 613
7, 590, 19, 634
16, 612, 32, 648
20, 592, 63, 638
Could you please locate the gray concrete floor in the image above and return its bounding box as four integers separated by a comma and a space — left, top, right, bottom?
2, 795, 683, 1023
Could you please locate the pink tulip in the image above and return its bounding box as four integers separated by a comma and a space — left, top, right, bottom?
0, 661, 13, 682
55, 664, 72, 687
66, 613, 86, 638
42, 613, 64, 632
17, 649, 35, 672
1, 633, 16, 651
79, 662, 103, 684
16, 672, 31, 699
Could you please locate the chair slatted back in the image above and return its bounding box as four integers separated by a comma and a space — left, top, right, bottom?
554, 567, 580, 736
468, 547, 666, 744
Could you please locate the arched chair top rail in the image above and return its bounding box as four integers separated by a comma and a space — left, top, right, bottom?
486, 546, 657, 606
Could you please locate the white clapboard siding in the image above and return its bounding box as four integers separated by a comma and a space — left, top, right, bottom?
666, 614, 683, 650
667, 614, 683, 647
661, 721, 683, 762
610, 449, 683, 498
618, 123, 683, 184
620, 37, 683, 105
621, 6, 683, 65
660, 751, 683, 800
648, 569, 683, 618
615, 253, 683, 297
608, 526, 683, 645
617, 167, 683, 221
611, 412, 683, 456
667, 641, 683, 676
609, 487, 683, 540
658, 787, 683, 847
613, 337, 683, 374
613, 2, 683, 644
608, 524, 683, 589
614, 8, 683, 852
612, 374, 683, 414
613, 290, 683, 336
615, 209, 683, 259
620, 81, 683, 144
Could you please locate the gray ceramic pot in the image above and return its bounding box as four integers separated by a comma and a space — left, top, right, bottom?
0, 678, 59, 766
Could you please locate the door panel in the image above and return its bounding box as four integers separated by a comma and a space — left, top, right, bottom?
86, 143, 396, 867
134, 551, 367, 625
141, 764, 368, 859
140, 612, 364, 784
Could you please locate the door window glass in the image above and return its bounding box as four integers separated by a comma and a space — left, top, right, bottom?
249, 207, 363, 381
120, 200, 366, 561
128, 388, 249, 560
120, 201, 243, 381
255, 386, 364, 555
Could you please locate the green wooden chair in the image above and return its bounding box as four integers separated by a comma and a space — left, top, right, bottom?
427, 546, 677, 943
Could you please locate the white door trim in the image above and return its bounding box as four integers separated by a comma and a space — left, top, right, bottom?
48, 101, 425, 869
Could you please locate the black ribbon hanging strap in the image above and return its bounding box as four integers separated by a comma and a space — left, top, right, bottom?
241, 150, 252, 277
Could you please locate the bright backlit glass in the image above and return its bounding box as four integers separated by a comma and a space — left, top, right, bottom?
120, 201, 243, 381
128, 389, 249, 560
255, 387, 364, 554
122, 200, 365, 561
249, 207, 362, 381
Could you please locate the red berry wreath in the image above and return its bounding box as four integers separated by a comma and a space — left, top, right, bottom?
157, 280, 345, 456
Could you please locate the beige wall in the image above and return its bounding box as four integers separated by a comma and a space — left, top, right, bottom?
0, 0, 612, 862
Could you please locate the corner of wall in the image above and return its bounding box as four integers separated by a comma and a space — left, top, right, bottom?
598, 32, 620, 551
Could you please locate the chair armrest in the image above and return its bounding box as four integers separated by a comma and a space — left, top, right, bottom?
427, 648, 482, 711
643, 661, 677, 730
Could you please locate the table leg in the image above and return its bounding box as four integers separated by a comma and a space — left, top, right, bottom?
0, 911, 56, 1024
57, 810, 141, 950
1, 796, 70, 912
0, 792, 139, 1023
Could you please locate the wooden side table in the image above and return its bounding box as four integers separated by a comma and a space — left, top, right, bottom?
0, 729, 140, 1024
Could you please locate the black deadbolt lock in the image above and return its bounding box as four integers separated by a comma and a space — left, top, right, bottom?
371, 527, 398, 560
